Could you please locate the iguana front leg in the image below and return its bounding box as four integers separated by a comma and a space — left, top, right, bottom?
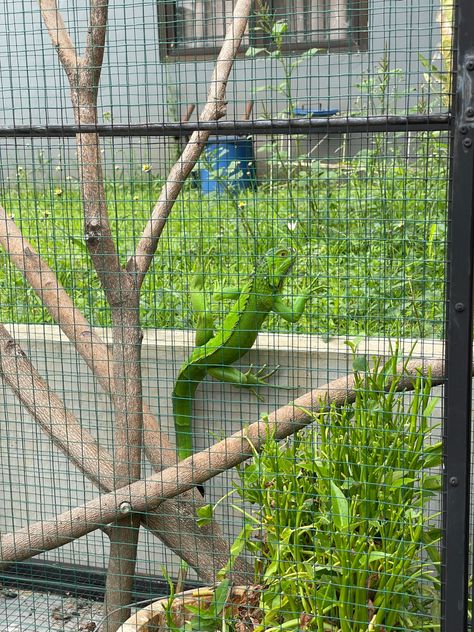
273, 279, 319, 323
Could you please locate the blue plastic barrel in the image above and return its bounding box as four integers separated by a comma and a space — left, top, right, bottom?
293, 108, 339, 117
200, 136, 256, 194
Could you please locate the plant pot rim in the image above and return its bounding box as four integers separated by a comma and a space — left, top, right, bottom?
117, 584, 258, 632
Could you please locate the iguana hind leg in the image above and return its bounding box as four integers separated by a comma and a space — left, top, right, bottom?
207, 365, 295, 400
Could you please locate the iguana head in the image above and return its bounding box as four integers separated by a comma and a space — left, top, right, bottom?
261, 246, 296, 289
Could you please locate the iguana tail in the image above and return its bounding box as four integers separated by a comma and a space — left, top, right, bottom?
172, 368, 202, 461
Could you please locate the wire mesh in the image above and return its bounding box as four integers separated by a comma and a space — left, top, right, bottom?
0, 0, 457, 630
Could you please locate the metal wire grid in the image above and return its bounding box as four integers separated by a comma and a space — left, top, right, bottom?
0, 0, 455, 631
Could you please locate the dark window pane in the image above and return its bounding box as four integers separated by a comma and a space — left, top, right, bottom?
159, 0, 363, 58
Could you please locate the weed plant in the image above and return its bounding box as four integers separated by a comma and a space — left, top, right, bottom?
170, 350, 441, 631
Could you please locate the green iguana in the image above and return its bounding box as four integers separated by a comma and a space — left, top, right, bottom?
172, 246, 315, 478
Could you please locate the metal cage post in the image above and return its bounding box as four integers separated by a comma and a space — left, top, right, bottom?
444, 0, 474, 630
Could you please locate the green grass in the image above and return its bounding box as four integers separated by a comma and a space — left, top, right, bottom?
0, 136, 448, 339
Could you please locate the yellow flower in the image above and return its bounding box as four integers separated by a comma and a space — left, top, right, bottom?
133, 195, 139, 201
142, 163, 152, 173
54, 187, 63, 196
238, 201, 246, 209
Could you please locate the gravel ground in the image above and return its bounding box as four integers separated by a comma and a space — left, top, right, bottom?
0, 586, 104, 631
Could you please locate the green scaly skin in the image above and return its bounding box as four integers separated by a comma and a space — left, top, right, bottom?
172, 246, 315, 463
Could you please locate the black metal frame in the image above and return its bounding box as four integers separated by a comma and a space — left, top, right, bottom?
444, 1, 474, 631
0, 114, 451, 138
0, 3, 471, 631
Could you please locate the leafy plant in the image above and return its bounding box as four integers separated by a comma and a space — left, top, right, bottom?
0, 159, 448, 339
169, 579, 232, 632
233, 347, 442, 631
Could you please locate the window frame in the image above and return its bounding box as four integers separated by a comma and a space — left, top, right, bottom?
157, 0, 368, 61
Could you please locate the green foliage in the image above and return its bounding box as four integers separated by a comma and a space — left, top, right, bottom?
234, 350, 441, 631
0, 136, 447, 340
180, 580, 232, 632
0, 46, 448, 341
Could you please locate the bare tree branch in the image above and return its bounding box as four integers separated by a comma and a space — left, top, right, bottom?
36, 2, 254, 623
1, 353, 447, 566
38, 0, 79, 77
0, 324, 249, 582
129, 0, 253, 286
0, 323, 115, 485
41, 1, 144, 624
0, 206, 161, 466
83, 0, 109, 88
0, 204, 248, 580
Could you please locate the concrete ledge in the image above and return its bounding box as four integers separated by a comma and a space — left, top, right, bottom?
6, 323, 445, 359
0, 325, 444, 577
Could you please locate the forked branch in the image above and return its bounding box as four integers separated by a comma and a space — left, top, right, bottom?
34, 0, 255, 613
40, 1, 147, 626
0, 323, 249, 582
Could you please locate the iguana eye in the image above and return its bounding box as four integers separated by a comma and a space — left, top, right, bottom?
279, 250, 288, 257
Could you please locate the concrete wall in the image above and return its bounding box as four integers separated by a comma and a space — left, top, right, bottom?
0, 0, 443, 179
0, 325, 444, 579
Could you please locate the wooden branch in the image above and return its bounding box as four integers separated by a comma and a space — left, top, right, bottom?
105, 303, 143, 629
0, 324, 249, 582
129, 0, 253, 285
0, 323, 114, 486
41, 2, 140, 625
35, 4, 254, 621
0, 207, 151, 461
83, 0, 109, 89
1, 354, 448, 565
38, 0, 79, 79
0, 205, 248, 580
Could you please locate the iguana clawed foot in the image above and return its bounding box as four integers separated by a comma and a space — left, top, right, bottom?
243, 364, 297, 400
243, 363, 279, 386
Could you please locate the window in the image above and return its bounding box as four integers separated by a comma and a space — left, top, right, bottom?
158, 1, 367, 60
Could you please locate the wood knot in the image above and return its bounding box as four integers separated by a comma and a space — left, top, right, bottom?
5, 339, 26, 358
85, 218, 101, 243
